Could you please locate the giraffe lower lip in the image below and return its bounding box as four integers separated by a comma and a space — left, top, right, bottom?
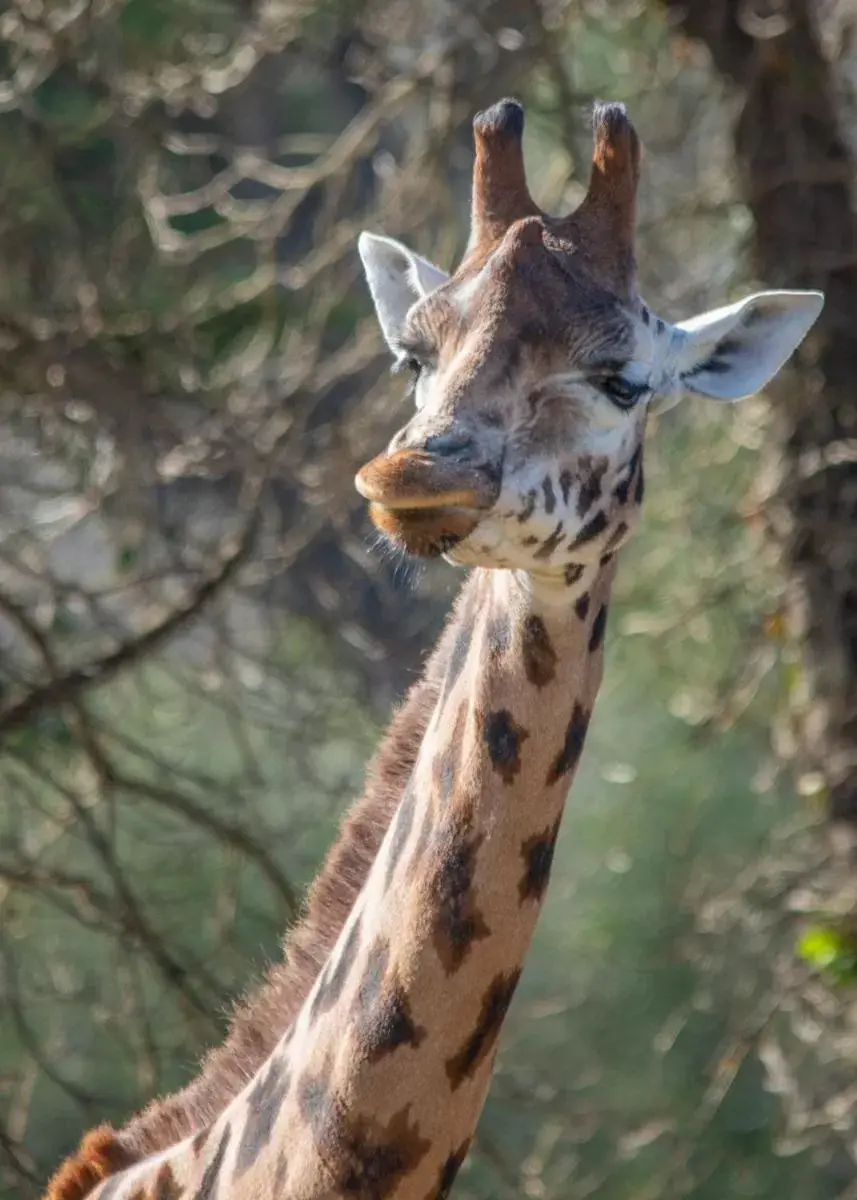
368, 502, 480, 558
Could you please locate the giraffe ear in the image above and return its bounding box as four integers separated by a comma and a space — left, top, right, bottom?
668, 290, 824, 402
358, 233, 449, 351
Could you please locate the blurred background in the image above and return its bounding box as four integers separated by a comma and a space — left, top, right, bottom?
2, 1, 857, 1196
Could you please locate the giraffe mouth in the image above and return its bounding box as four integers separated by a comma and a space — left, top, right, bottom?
355, 448, 499, 556
366, 501, 482, 558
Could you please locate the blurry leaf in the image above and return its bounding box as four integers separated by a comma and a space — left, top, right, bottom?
797, 925, 857, 984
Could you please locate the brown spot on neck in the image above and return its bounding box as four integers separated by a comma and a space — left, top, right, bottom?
299, 1071, 431, 1198
521, 614, 558, 687
546, 702, 591, 787
153, 1163, 182, 1200
355, 938, 427, 1062
483, 709, 530, 783
445, 969, 523, 1090
233, 1057, 291, 1177
428, 826, 491, 974
196, 1124, 231, 1200
519, 814, 563, 903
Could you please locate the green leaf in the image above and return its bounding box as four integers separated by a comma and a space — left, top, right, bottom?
798, 925, 857, 985
798, 926, 845, 970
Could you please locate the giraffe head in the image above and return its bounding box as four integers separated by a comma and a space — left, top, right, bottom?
356, 99, 822, 580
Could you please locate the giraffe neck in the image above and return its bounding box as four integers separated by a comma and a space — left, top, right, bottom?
86, 563, 612, 1200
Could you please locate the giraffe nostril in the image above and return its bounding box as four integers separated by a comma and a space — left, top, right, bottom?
423, 433, 476, 460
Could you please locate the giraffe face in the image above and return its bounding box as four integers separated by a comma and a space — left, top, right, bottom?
357, 221, 649, 574
356, 100, 823, 579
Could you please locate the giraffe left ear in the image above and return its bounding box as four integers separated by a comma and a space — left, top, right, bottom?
358, 233, 449, 351
666, 290, 824, 402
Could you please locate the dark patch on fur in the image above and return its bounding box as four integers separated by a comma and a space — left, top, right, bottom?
431, 700, 468, 813
521, 615, 557, 687
564, 562, 585, 587
441, 609, 473, 705
559, 468, 573, 506
613, 446, 640, 505
272, 1151, 289, 1193
577, 469, 603, 517
356, 939, 426, 1063
429, 1141, 472, 1200
655, 316, 665, 335
574, 592, 590, 621
546, 703, 591, 786
430, 827, 491, 973
518, 489, 537, 522
589, 604, 609, 653
519, 815, 562, 902
533, 520, 565, 561
569, 511, 608, 550
234, 1058, 290, 1177
445, 969, 522, 1090
641, 306, 650, 326
195, 1124, 230, 1200
542, 475, 556, 515
432, 746, 456, 806
153, 1164, 182, 1200
604, 521, 628, 554
192, 1127, 210, 1156
484, 709, 529, 783
385, 783, 418, 889
311, 913, 363, 1020
299, 1072, 430, 1198
634, 461, 645, 505
613, 477, 631, 506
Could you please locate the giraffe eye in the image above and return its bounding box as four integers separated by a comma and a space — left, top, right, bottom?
404, 357, 423, 381
392, 354, 426, 395
600, 375, 648, 409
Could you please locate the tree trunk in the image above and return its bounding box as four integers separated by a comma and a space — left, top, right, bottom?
666, 0, 857, 819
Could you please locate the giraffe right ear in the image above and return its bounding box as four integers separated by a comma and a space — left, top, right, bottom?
358, 233, 449, 350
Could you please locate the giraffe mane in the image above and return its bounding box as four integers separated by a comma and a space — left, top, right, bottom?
43, 597, 463, 1200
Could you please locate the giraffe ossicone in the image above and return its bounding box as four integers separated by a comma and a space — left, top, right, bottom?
45, 98, 822, 1200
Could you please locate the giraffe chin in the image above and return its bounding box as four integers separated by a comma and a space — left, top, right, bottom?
368, 501, 481, 558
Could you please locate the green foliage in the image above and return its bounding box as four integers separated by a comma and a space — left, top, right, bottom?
798, 926, 857, 986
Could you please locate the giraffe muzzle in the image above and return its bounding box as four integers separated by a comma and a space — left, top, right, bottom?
355, 449, 500, 557
354, 448, 499, 512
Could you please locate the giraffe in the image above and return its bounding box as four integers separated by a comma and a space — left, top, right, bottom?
45, 98, 822, 1200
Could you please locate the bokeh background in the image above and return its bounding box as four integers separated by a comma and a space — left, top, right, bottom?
3, 1, 857, 1196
